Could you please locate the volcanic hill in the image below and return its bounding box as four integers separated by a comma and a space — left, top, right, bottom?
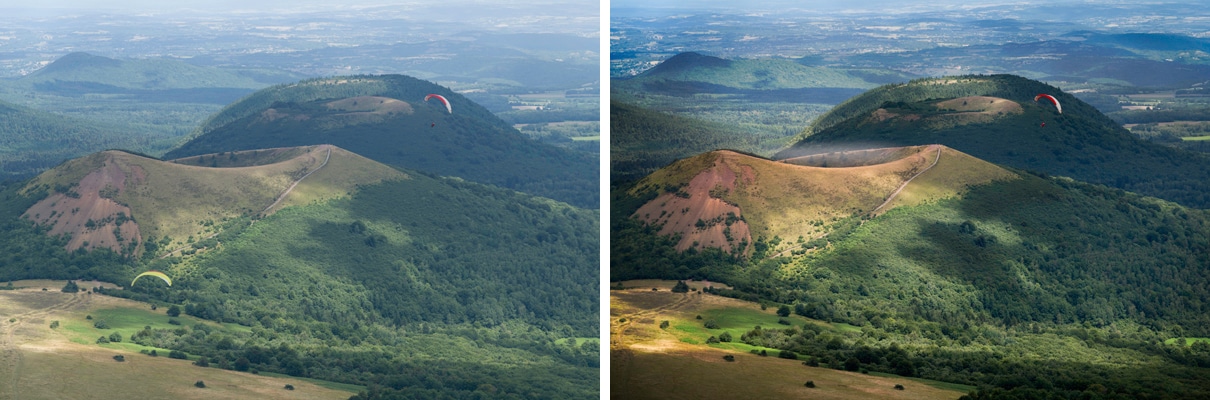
777, 74, 1210, 208
626, 146, 1015, 256
165, 75, 598, 208
19, 145, 402, 257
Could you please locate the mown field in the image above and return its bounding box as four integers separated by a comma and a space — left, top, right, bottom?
610, 279, 970, 400
0, 280, 356, 400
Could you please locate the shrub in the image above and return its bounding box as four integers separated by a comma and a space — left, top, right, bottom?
659, 320, 670, 329
723, 355, 735, 362
284, 384, 295, 390
706, 336, 720, 344
805, 381, 816, 388
108, 332, 122, 343
113, 355, 124, 362
671, 280, 690, 293
704, 320, 720, 329
778, 350, 798, 360
169, 350, 188, 359
166, 305, 181, 317
93, 320, 109, 329
894, 384, 905, 390
194, 357, 210, 367
195, 380, 206, 388
49, 321, 59, 329
719, 331, 732, 342
96, 336, 109, 344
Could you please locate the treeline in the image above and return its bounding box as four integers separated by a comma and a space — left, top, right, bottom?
127, 321, 597, 399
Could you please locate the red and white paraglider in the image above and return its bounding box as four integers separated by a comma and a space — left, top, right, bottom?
1034, 94, 1061, 114
424, 94, 452, 114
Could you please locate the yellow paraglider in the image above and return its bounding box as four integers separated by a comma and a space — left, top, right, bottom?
131, 270, 172, 287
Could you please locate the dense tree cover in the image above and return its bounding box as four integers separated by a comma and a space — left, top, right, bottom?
780, 74, 1210, 208
610, 100, 785, 186
614, 170, 1210, 397
165, 75, 598, 208
0, 100, 163, 180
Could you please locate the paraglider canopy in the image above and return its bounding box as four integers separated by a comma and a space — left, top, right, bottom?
424, 94, 452, 114
131, 270, 172, 287
1034, 94, 1062, 114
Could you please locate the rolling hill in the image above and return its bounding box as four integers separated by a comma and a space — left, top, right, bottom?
616, 52, 887, 96
165, 75, 598, 208
0, 144, 599, 399
778, 74, 1210, 209
9, 52, 302, 104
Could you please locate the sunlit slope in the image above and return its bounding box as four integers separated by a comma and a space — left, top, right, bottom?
166, 75, 598, 208
624, 147, 1015, 256
19, 145, 402, 257
778, 74, 1210, 208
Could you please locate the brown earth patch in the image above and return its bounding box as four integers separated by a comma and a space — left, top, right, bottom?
633, 154, 752, 253
23, 153, 141, 254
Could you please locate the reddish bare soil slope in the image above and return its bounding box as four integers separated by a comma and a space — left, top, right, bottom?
23, 156, 141, 254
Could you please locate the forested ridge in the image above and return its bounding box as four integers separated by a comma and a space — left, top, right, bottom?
166, 74, 598, 208
780, 74, 1210, 209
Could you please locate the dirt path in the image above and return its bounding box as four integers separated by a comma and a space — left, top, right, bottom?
259, 145, 332, 216
869, 144, 942, 216
0, 290, 90, 399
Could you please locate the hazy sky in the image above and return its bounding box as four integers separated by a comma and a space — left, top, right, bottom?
11, 0, 595, 13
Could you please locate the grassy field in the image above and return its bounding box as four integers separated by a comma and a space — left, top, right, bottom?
0, 280, 356, 400
1164, 337, 1210, 346
610, 280, 969, 399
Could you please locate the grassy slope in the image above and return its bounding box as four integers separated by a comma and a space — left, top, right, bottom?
19, 145, 398, 258
624, 147, 1015, 256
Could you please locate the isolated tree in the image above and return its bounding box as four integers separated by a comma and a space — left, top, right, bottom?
719, 332, 733, 342
671, 280, 690, 293
706, 336, 720, 344
61, 280, 78, 293
108, 332, 122, 343
166, 305, 181, 317
777, 305, 791, 317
